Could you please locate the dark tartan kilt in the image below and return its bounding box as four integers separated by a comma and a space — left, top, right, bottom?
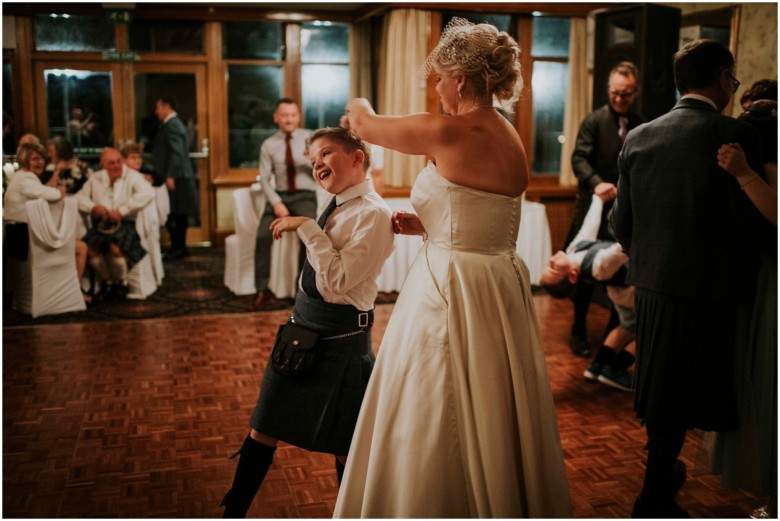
82, 221, 147, 270
634, 288, 739, 432
250, 293, 375, 455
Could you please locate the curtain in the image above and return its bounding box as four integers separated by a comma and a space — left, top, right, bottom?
349, 20, 374, 99
559, 17, 589, 187
377, 9, 430, 187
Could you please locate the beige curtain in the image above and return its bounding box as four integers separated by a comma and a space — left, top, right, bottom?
559, 17, 589, 187
377, 9, 430, 187
349, 21, 374, 99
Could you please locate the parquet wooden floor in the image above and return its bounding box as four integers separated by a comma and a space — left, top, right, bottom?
3, 296, 765, 518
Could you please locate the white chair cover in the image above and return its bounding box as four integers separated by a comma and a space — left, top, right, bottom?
224, 187, 263, 296
127, 201, 161, 300
155, 184, 170, 226
19, 198, 86, 318
224, 187, 330, 298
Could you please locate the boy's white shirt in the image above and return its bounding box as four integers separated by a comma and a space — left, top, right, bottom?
296, 180, 394, 311
564, 194, 628, 282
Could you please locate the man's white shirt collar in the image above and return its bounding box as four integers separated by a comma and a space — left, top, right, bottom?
681, 94, 718, 110
334, 180, 371, 206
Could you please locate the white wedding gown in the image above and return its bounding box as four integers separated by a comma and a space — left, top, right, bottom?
334, 162, 571, 518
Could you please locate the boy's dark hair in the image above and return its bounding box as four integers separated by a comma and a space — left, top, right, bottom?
275, 98, 298, 110
673, 39, 734, 95
307, 127, 371, 171
740, 79, 778, 107
541, 277, 576, 300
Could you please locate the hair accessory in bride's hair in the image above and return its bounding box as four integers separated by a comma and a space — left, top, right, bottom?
418, 17, 499, 79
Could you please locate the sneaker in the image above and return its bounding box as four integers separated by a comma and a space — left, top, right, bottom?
584, 361, 603, 380
598, 366, 633, 391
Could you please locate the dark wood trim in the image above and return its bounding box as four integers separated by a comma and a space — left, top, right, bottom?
383, 186, 412, 198
14, 17, 35, 135
284, 23, 302, 103
525, 183, 577, 199
212, 171, 261, 186
391, 3, 619, 17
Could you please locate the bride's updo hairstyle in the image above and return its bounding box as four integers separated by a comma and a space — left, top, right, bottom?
419, 17, 523, 112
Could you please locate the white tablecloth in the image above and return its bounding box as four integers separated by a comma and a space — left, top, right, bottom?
376, 197, 552, 292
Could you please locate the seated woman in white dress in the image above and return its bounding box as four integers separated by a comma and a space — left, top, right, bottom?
334, 17, 572, 518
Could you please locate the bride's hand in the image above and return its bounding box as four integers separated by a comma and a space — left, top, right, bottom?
346, 98, 375, 133
392, 211, 426, 236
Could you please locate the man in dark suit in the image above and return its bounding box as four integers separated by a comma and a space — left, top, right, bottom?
610, 39, 765, 518
566, 61, 645, 357
152, 96, 199, 260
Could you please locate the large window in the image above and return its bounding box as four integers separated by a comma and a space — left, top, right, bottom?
301, 22, 350, 130
530, 16, 570, 175
225, 21, 349, 169
34, 14, 115, 52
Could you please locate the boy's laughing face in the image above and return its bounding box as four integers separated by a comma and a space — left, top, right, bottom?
308, 137, 364, 194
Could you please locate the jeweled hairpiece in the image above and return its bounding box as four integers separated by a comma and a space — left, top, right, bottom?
418, 17, 499, 79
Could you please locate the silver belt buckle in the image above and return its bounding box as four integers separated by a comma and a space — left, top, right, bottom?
358, 312, 369, 328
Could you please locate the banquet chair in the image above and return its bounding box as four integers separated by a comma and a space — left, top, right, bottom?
126, 200, 163, 299
11, 198, 86, 318
224, 187, 322, 298
81, 199, 161, 300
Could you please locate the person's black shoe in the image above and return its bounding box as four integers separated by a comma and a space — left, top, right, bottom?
631, 496, 690, 518
568, 333, 591, 357
114, 283, 129, 301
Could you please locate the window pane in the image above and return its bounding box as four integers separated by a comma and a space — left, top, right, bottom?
302, 65, 349, 130
442, 12, 512, 34
3, 61, 14, 156
35, 14, 114, 52
532, 61, 568, 175
223, 22, 283, 60
227, 65, 283, 168
301, 22, 349, 63
532, 17, 570, 58
44, 69, 113, 156
129, 20, 203, 53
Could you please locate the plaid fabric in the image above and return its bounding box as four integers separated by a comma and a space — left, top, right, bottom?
82, 221, 147, 270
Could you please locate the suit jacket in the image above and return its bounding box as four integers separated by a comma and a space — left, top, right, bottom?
610, 97, 765, 301
151, 114, 199, 217
566, 104, 644, 245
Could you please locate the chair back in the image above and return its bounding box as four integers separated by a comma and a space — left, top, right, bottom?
233, 187, 262, 237
23, 198, 86, 317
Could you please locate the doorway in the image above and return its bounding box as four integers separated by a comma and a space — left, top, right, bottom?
34, 60, 211, 245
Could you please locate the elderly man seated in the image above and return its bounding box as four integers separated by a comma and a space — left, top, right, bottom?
76, 147, 154, 301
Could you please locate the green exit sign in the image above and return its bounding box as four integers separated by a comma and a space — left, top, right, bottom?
106, 9, 132, 24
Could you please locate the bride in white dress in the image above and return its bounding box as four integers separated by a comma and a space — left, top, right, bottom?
334, 18, 572, 518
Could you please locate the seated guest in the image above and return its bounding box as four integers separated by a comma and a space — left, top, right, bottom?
541, 193, 635, 390
42, 136, 92, 194
3, 142, 91, 303
76, 147, 154, 301
120, 142, 153, 181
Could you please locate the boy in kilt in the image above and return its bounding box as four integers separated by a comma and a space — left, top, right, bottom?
221, 127, 394, 518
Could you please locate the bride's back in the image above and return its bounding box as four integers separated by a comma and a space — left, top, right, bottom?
433, 109, 528, 198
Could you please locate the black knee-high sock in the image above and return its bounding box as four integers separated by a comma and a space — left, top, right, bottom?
221, 435, 276, 518
641, 423, 686, 503
335, 458, 345, 486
